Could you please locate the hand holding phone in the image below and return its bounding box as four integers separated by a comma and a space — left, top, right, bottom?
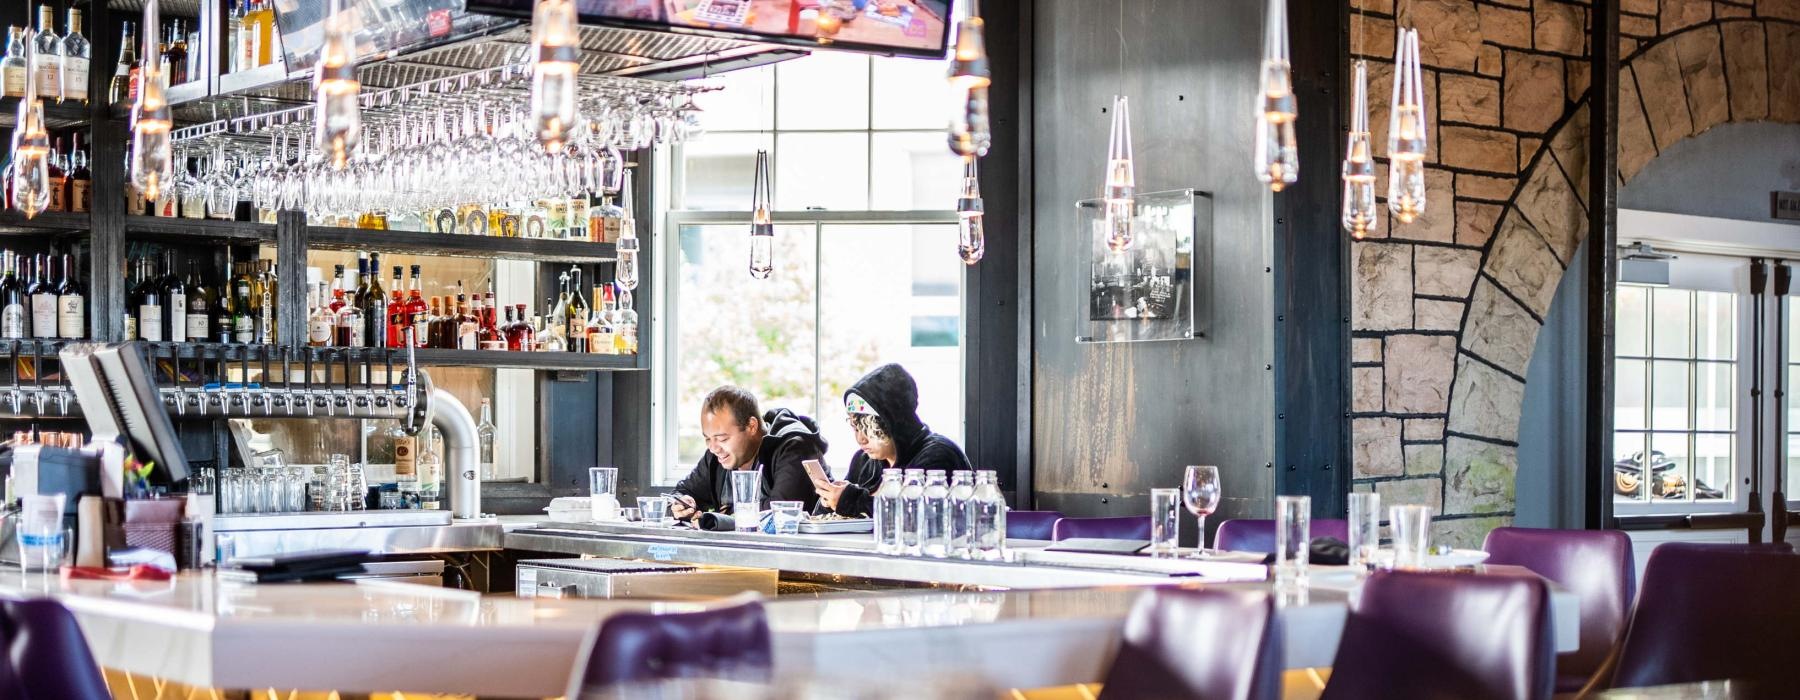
669, 493, 699, 521
802, 459, 831, 488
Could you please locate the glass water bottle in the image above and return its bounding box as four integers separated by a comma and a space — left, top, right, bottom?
899, 468, 925, 556
973, 470, 1007, 561
949, 470, 975, 558
921, 470, 951, 558
872, 468, 903, 555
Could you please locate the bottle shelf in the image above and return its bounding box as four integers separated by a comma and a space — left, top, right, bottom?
0, 210, 91, 235
123, 215, 276, 242
306, 225, 622, 263
0, 96, 95, 130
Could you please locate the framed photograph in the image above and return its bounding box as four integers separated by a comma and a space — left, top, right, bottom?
1075, 189, 1210, 344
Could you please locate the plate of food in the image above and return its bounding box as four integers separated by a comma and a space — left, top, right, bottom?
798, 513, 874, 534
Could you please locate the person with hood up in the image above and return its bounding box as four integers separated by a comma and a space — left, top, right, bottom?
814, 363, 971, 517
669, 385, 829, 522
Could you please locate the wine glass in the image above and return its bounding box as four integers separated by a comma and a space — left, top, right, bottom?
1183, 465, 1222, 552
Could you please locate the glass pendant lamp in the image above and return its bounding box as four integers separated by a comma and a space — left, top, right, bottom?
531, 0, 581, 153
1387, 28, 1428, 223
748, 150, 773, 279
9, 35, 51, 217
947, 0, 990, 92
1341, 60, 1377, 238
1103, 95, 1135, 252
129, 0, 173, 202
957, 156, 985, 265
948, 85, 991, 157
616, 177, 639, 290
1253, 0, 1298, 191
314, 0, 361, 170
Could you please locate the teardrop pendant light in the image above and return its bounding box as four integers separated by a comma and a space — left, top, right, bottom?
948, 85, 991, 157
1103, 95, 1136, 252
314, 0, 362, 170
1387, 28, 1428, 223
1341, 60, 1378, 238
129, 0, 173, 202
947, 0, 991, 158
616, 176, 640, 290
530, 0, 581, 153
957, 156, 985, 265
748, 150, 774, 279
9, 33, 51, 218
1253, 0, 1298, 191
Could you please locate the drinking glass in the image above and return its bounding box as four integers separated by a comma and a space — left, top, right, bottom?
286, 466, 311, 512
17, 527, 71, 573
729, 470, 762, 531
1149, 488, 1180, 556
636, 496, 669, 527
1274, 495, 1311, 589
588, 467, 620, 521
1390, 504, 1433, 570
1347, 492, 1381, 572
1183, 465, 1221, 551
770, 500, 804, 535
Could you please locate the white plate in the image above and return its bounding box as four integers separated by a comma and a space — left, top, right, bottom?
1424, 549, 1490, 568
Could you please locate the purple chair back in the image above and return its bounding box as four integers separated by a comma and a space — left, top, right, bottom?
1322, 570, 1554, 700
1097, 587, 1280, 700
569, 598, 771, 694
1052, 516, 1153, 541
1611, 543, 1800, 689
1213, 518, 1350, 554
1006, 510, 1064, 541
1481, 527, 1634, 692
0, 599, 113, 700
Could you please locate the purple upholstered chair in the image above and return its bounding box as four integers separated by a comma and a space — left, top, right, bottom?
1481, 527, 1635, 693
1213, 518, 1350, 554
566, 597, 771, 695
1052, 515, 1153, 541
1096, 587, 1280, 700
1609, 543, 1800, 690
1321, 570, 1555, 700
0, 599, 113, 700
1006, 510, 1064, 541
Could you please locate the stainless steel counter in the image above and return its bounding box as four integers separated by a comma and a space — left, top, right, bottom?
215, 511, 503, 559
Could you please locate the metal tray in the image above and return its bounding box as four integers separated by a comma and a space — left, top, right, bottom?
798, 518, 874, 534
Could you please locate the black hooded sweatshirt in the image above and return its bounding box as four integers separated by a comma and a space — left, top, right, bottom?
829, 364, 971, 517
672, 408, 828, 515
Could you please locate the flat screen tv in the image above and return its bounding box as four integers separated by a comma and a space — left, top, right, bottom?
273, 0, 516, 72
467, 0, 956, 59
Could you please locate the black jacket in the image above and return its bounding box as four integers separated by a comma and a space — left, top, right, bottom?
672, 408, 827, 515
829, 364, 972, 517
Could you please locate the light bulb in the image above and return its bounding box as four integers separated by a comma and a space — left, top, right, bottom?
9, 35, 51, 218
1254, 0, 1298, 191
1104, 95, 1135, 252
948, 85, 991, 157
1388, 28, 1428, 223
1342, 60, 1378, 238
947, 14, 991, 92
957, 156, 985, 265
749, 150, 774, 279
314, 0, 361, 171
531, 0, 581, 154
129, 1, 172, 202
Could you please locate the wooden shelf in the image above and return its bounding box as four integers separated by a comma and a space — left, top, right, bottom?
0, 210, 91, 235
411, 348, 642, 371
0, 96, 94, 130
123, 216, 276, 242
306, 225, 621, 263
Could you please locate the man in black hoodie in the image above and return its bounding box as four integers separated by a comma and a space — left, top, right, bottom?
669, 385, 829, 522
814, 364, 971, 517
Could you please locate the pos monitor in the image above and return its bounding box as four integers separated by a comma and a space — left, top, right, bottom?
60, 343, 192, 488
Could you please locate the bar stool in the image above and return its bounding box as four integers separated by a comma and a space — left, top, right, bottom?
1006, 510, 1064, 541
1052, 515, 1153, 541
0, 599, 113, 700
1321, 570, 1555, 700
1609, 542, 1800, 690
1481, 527, 1634, 693
565, 595, 771, 696
1213, 518, 1349, 554
1097, 587, 1280, 700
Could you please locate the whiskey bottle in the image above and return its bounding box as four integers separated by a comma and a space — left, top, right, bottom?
66, 134, 90, 213
1, 28, 25, 99
55, 253, 83, 339
33, 5, 61, 100
58, 8, 89, 103
183, 260, 210, 342
27, 254, 55, 339
108, 21, 136, 106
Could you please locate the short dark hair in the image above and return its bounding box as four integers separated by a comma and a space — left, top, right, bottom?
701, 385, 760, 427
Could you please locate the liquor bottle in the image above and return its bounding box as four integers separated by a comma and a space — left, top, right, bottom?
183, 260, 210, 342
55, 253, 83, 339
1, 28, 25, 99
566, 267, 588, 353
308, 281, 332, 346
385, 265, 405, 347
225, 0, 242, 74
257, 260, 276, 344
45, 139, 66, 213
566, 196, 590, 240
394, 430, 419, 506
477, 398, 496, 481
33, 5, 61, 101
243, 0, 274, 68
360, 254, 389, 348
184, 21, 199, 84
132, 258, 164, 341
406, 266, 428, 347
108, 21, 136, 106
163, 251, 187, 342
231, 262, 254, 343
335, 285, 364, 347
504, 304, 536, 351
586, 285, 614, 355
122, 310, 135, 342
58, 8, 89, 103
591, 195, 624, 243
534, 307, 564, 352
424, 296, 444, 348
66, 134, 90, 213
27, 255, 54, 339
476, 297, 501, 350
164, 19, 187, 85
616, 287, 638, 355
456, 286, 479, 350
548, 272, 570, 349
328, 264, 347, 315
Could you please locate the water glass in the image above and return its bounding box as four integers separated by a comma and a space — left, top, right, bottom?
17, 527, 71, 573
1347, 492, 1381, 571
588, 467, 620, 520
1149, 488, 1180, 556
286, 467, 310, 512
770, 500, 804, 535
1390, 504, 1433, 570
636, 496, 669, 526
728, 469, 761, 531
1274, 495, 1311, 589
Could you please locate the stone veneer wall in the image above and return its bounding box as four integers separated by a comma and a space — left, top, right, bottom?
1348, 0, 1800, 547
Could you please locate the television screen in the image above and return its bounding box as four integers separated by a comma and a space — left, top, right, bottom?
273, 0, 516, 72
468, 0, 955, 59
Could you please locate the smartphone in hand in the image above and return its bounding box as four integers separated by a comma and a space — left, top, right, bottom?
802, 459, 831, 487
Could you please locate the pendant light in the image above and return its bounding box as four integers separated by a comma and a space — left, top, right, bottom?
1103, 95, 1136, 252
1387, 28, 1428, 223
948, 85, 991, 157
530, 0, 581, 154
129, 0, 173, 202
314, 0, 362, 170
957, 156, 985, 265
748, 150, 774, 279
616, 175, 639, 290
1253, 0, 1298, 191
8, 33, 51, 218
1341, 60, 1378, 238
948, 0, 990, 92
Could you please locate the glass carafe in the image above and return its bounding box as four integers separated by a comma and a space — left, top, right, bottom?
973, 470, 1007, 561
921, 470, 951, 558
948, 470, 975, 558
899, 468, 925, 556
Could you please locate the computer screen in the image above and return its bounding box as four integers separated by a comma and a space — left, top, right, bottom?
467, 0, 956, 59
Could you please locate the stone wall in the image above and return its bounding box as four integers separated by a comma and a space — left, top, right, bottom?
1348, 0, 1800, 546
